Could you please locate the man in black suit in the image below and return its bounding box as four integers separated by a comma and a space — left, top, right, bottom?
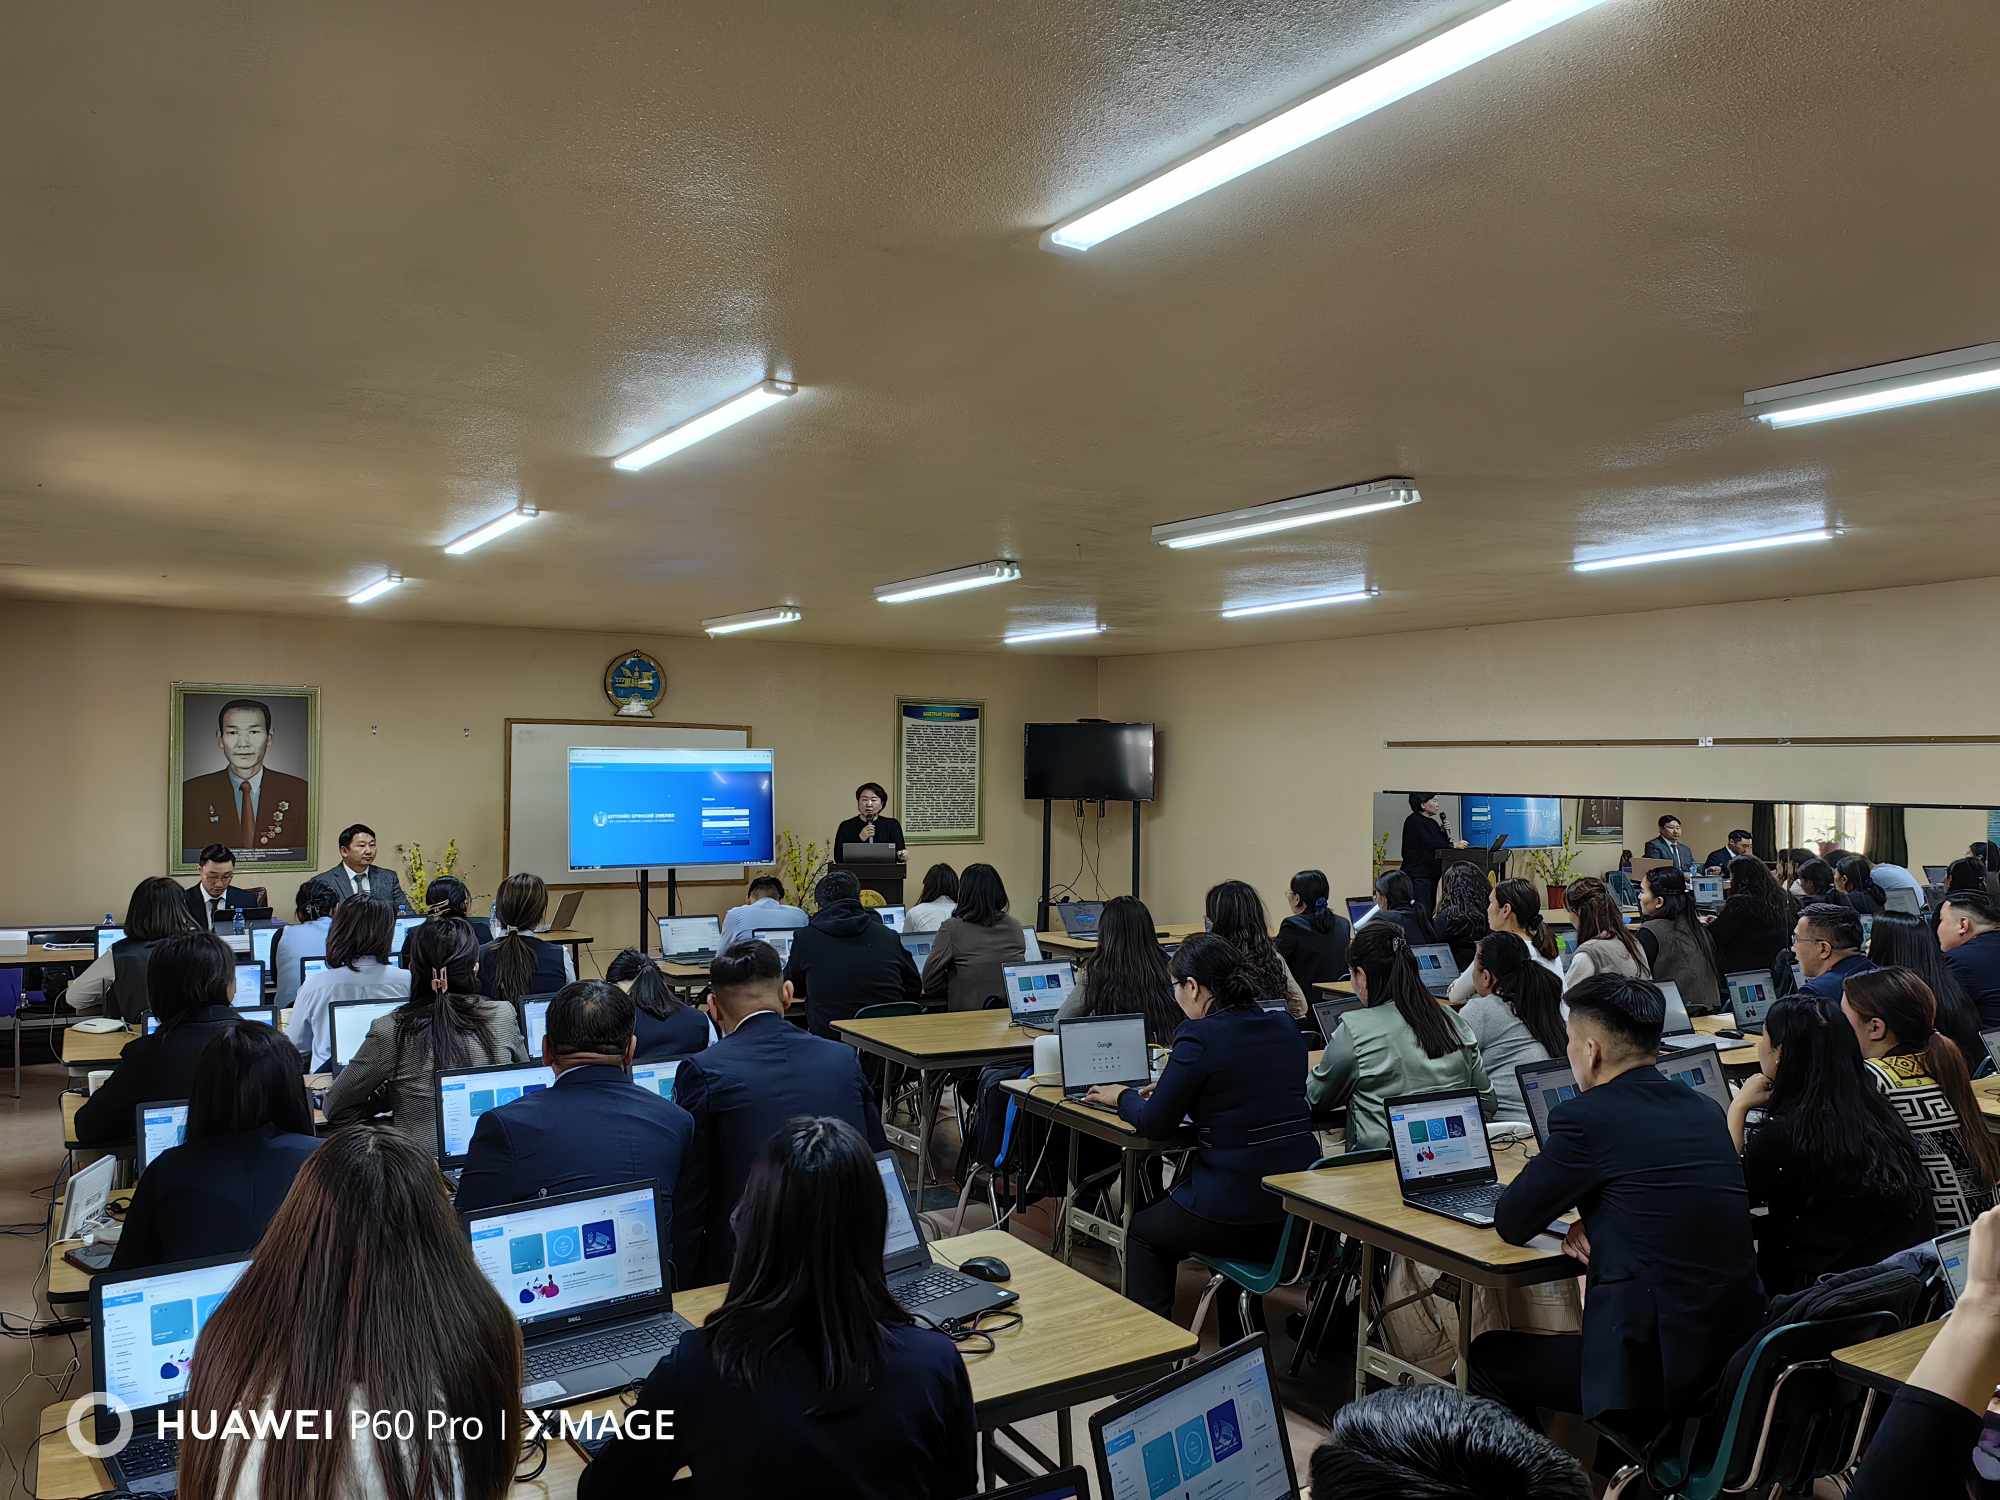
182, 844, 260, 929
676, 940, 888, 1281
1941, 889, 2000, 1029
316, 823, 408, 910
455, 980, 699, 1283
1642, 814, 1696, 873
1470, 974, 1764, 1436
783, 870, 922, 1038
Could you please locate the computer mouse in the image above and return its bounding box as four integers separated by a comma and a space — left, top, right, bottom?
960, 1255, 1011, 1283
1715, 1028, 1746, 1040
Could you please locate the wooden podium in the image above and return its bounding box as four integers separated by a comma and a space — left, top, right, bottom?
831, 858, 905, 905
1441, 844, 1509, 884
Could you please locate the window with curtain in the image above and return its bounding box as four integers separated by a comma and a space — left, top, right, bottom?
1784, 804, 1870, 852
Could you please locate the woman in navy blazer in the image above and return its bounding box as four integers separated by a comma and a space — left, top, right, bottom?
605, 947, 712, 1059
478, 873, 572, 1002
1085, 932, 1317, 1327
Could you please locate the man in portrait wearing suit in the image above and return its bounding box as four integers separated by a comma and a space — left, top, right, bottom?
317, 823, 408, 909
180, 697, 310, 862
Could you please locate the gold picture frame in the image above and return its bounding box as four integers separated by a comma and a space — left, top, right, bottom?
169, 682, 321, 874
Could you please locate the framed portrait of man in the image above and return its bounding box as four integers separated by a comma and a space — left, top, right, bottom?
169, 683, 319, 873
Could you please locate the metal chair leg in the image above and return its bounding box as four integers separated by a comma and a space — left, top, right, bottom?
1189, 1273, 1224, 1336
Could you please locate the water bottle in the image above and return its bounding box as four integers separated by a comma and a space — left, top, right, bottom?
103, 913, 114, 925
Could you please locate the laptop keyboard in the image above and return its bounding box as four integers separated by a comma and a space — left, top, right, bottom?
120, 1430, 178, 1479
895, 1269, 971, 1309
524, 1319, 686, 1382
1422, 1183, 1507, 1221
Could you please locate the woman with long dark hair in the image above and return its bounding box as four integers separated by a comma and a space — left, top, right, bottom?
1432, 862, 1493, 972
325, 917, 525, 1149
288, 894, 412, 1072
904, 862, 960, 933
1560, 877, 1650, 992
1727, 997, 1933, 1292
418, 872, 491, 943
1842, 967, 1999, 1230
1835, 855, 1887, 916
605, 946, 711, 1058
1461, 932, 1567, 1123
1448, 878, 1564, 1002
479, 872, 573, 1003
1057, 894, 1181, 1046
1082, 933, 1316, 1326
578, 1116, 976, 1497
179, 1125, 522, 1500
921, 862, 1026, 1011
271, 877, 339, 1011
1944, 856, 2000, 904
1796, 858, 1848, 909
1868, 915, 1984, 1067
66, 875, 200, 1015
1206, 879, 1306, 1017
1275, 868, 1351, 991
1633, 867, 1723, 1009
1372, 869, 1440, 947
1311, 922, 1493, 1149
1709, 855, 1796, 980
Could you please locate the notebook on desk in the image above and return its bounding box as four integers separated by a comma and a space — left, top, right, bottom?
1386, 1089, 1507, 1228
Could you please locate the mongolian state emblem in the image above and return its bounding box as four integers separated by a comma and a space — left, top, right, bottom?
604, 651, 667, 718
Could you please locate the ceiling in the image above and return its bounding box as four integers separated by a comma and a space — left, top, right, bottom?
4, 0, 1998, 655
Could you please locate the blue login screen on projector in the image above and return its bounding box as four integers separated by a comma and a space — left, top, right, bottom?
567, 747, 775, 870
1463, 795, 1563, 849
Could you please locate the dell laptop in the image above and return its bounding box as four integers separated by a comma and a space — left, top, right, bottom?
1005, 961, 1077, 1030
1090, 1334, 1299, 1500
875, 1151, 1017, 1322
752, 927, 796, 966
1724, 970, 1780, 1033
874, 905, 907, 932
465, 1179, 691, 1407
1055, 901, 1105, 937
1657, 1042, 1732, 1113
135, 1100, 191, 1174
657, 915, 723, 963
1386, 1089, 1508, 1227
89, 1253, 252, 1492
327, 998, 403, 1075
536, 889, 585, 933
1313, 994, 1363, 1041
1059, 1013, 1152, 1104
436, 1062, 557, 1170
1409, 943, 1461, 997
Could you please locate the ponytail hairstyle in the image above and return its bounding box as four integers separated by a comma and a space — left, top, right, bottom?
1836, 855, 1887, 906
1347, 921, 1460, 1060
490, 873, 550, 1003
420, 874, 472, 920
1290, 869, 1335, 934
1565, 877, 1643, 965
604, 947, 693, 1022
1491, 878, 1559, 961
1475, 931, 1567, 1057
395, 917, 496, 1071
1842, 966, 2000, 1190
1642, 867, 1719, 975
1167, 932, 1263, 1012
1373, 869, 1440, 943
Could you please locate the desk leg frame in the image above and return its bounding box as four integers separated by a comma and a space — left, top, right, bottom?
1353, 1245, 1474, 1397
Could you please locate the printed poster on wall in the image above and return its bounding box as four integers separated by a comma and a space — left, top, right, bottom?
1578, 798, 1624, 840
895, 699, 983, 844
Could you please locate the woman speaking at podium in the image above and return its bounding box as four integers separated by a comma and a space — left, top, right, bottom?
832, 782, 907, 863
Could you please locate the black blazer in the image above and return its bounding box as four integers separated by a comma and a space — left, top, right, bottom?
1708, 895, 1790, 979
73, 1004, 244, 1148
1117, 1008, 1317, 1224
675, 1013, 888, 1281
477, 935, 568, 1002
109, 938, 163, 1024
1401, 813, 1452, 879
832, 814, 906, 856
1377, 906, 1440, 947
632, 1002, 709, 1062
1494, 1065, 1764, 1420
454, 1064, 700, 1283
1945, 930, 2000, 1029
784, 899, 922, 1038
111, 1126, 319, 1272
1275, 912, 1351, 990
181, 884, 258, 926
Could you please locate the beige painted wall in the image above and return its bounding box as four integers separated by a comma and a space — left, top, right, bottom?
0, 601, 1098, 962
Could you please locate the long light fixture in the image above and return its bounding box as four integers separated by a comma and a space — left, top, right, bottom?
1043, 0, 1614, 253
444, 503, 539, 556
703, 606, 802, 636
1003, 623, 1106, 645
1573, 528, 1838, 574
873, 560, 1022, 605
347, 572, 404, 605
1221, 587, 1377, 619
1153, 478, 1418, 550
1745, 344, 2000, 429
612, 379, 798, 472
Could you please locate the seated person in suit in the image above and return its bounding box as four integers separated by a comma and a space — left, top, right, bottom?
1471, 975, 1764, 1439
578, 1117, 975, 1499
1275, 868, 1352, 992
414, 873, 490, 945
182, 844, 260, 930
1085, 933, 1317, 1329
454, 979, 699, 1279
1794, 901, 1877, 1008
65, 875, 197, 1017
74, 932, 247, 1148
271, 878, 338, 1013
479, 872, 574, 1003
1701, 829, 1756, 876
1642, 814, 1696, 872
1940, 889, 2000, 1030
1311, 1387, 1590, 1500
288, 895, 412, 1073
785, 870, 921, 1037
112, 1021, 320, 1271
316, 822, 408, 909
717, 874, 810, 953
604, 948, 713, 1059
920, 863, 1027, 1011
676, 941, 888, 1282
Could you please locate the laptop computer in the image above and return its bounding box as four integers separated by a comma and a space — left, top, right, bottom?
1055, 901, 1105, 937
436, 1062, 557, 1169
1386, 1089, 1507, 1227
1313, 994, 1364, 1040
328, 998, 403, 1075
1657, 1042, 1732, 1113
1859, 912, 1875, 950
1090, 1334, 1300, 1500
535, 889, 585, 933
1347, 897, 1377, 928
1691, 875, 1724, 911
1724, 970, 1780, 1033
1005, 961, 1077, 1031
1936, 1225, 1973, 1307
752, 928, 796, 966
518, 996, 552, 1057
840, 842, 900, 863
136, 1100, 191, 1173
1652, 981, 1707, 1050
1883, 885, 1922, 916
1409, 943, 1460, 997
231, 961, 265, 1003
465, 1180, 691, 1406
300, 955, 327, 986
1516, 1058, 1586, 1148
248, 922, 280, 968
874, 905, 907, 932
96, 924, 125, 958
875, 1152, 1017, 1322
58, 1153, 118, 1242
1058, 1013, 1152, 1104
900, 931, 937, 967
89, 1253, 253, 1492
1924, 864, 1951, 885
1982, 1028, 2000, 1077
1551, 926, 1578, 972
630, 1059, 682, 1102
657, 915, 723, 963
1022, 928, 1044, 962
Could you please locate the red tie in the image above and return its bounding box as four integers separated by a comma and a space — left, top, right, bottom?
238, 781, 254, 848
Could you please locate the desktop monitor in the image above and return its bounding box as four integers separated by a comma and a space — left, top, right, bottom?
1089, 1335, 1298, 1500
136, 1100, 191, 1173
435, 1062, 556, 1165
90, 1255, 252, 1453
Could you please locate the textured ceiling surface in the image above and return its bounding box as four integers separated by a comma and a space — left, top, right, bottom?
3, 0, 1998, 653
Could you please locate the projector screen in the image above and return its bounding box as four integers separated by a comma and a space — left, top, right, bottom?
567, 747, 775, 871
1463, 795, 1563, 849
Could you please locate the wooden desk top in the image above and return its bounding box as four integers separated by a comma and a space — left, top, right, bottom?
1264, 1154, 1574, 1287
1312, 981, 1357, 998
1001, 1078, 1164, 1145
46, 1190, 135, 1303
1831, 1318, 1940, 1395
657, 958, 709, 981
833, 1009, 1038, 1066
1974, 1075, 2000, 1125
0, 946, 93, 969
1036, 921, 1201, 953
539, 930, 593, 948
1690, 1013, 1759, 1068
60, 1025, 136, 1067
32, 1230, 1195, 1498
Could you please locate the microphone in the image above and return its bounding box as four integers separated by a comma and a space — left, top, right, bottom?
1439, 813, 1451, 840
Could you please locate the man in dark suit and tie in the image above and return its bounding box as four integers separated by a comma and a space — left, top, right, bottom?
316, 823, 408, 910
675, 940, 888, 1281
455, 979, 699, 1282
180, 697, 310, 861
1471, 973, 1764, 1435
1642, 814, 1696, 873
182, 845, 260, 929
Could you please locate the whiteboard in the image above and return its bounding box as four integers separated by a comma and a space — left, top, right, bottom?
505, 720, 752, 885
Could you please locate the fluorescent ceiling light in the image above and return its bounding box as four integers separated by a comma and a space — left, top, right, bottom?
1745, 343, 2000, 428
1573, 528, 1838, 573
1154, 478, 1418, 550
443, 503, 539, 556
347, 572, 404, 605
874, 560, 1022, 605
703, 606, 802, 636
612, 379, 798, 471
1003, 623, 1106, 645
1044, 0, 1613, 252
1221, 587, 1377, 619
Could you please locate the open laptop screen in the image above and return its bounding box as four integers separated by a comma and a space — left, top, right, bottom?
1938, 1226, 1973, 1305
1410, 944, 1458, 991
874, 905, 906, 932
1345, 898, 1375, 927
466, 1182, 665, 1335
232, 962, 265, 1002
519, 998, 551, 1058
1882, 886, 1921, 915
1312, 996, 1362, 1040
250, 924, 279, 967
94, 1256, 251, 1424
1691, 876, 1724, 907
1517, 1058, 1581, 1146
437, 1064, 556, 1163
1057, 902, 1104, 935
900, 932, 936, 966
96, 925, 125, 958
629, 1060, 681, 1103
1656, 980, 1692, 1036
1058, 1014, 1150, 1093
875, 1152, 925, 1267
657, 916, 722, 954
1725, 970, 1778, 1026
753, 929, 795, 966
1006, 962, 1075, 1024
137, 1101, 190, 1173
1656, 1044, 1731, 1112
1388, 1092, 1493, 1186
330, 1000, 402, 1068
1091, 1337, 1297, 1500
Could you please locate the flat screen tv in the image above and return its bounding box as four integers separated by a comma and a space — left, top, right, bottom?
1024, 722, 1155, 802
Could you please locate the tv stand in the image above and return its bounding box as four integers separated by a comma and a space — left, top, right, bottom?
1037, 799, 1143, 930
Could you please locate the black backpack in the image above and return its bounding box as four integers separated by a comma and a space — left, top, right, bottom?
956, 1063, 1062, 1208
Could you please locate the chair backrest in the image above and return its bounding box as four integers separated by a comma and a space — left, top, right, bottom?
111, 941, 157, 1024
856, 1001, 922, 1021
